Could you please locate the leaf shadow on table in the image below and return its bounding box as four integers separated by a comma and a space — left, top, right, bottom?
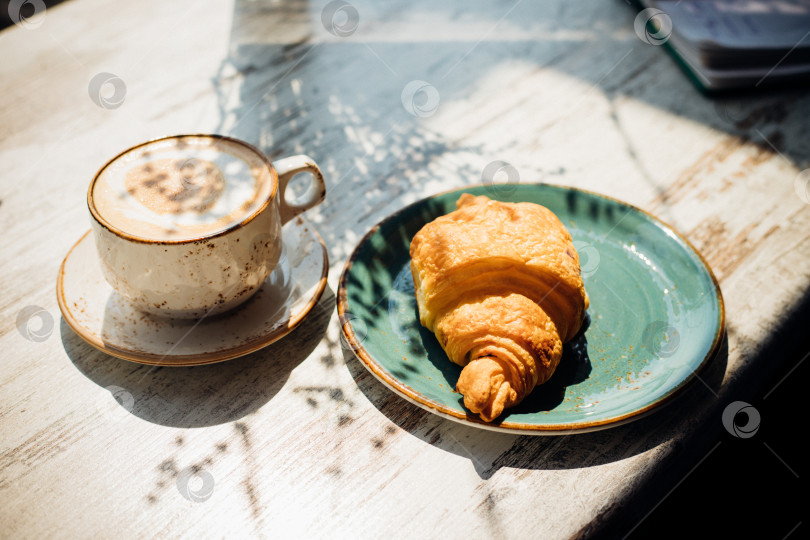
62, 286, 335, 428
209, 0, 792, 492
344, 333, 728, 480
213, 0, 810, 214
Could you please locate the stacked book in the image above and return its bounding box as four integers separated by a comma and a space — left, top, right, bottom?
633, 0, 810, 92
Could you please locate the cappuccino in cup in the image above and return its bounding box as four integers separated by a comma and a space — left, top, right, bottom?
88, 134, 326, 318
92, 136, 272, 241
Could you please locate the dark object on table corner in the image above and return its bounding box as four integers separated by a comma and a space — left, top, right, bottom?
629, 0, 810, 94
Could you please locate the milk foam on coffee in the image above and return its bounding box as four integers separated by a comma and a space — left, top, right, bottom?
92, 136, 272, 241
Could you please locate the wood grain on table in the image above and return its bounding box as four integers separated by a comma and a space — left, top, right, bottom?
1, 0, 809, 538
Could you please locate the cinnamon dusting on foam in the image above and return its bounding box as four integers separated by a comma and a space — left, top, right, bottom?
124, 157, 226, 216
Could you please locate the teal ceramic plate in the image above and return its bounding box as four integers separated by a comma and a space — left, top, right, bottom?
337, 184, 724, 435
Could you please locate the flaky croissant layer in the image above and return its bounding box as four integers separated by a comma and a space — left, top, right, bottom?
410, 194, 588, 421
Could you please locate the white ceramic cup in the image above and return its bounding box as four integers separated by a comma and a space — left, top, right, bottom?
87, 134, 326, 318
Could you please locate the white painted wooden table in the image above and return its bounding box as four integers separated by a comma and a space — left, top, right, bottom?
2, 1, 809, 538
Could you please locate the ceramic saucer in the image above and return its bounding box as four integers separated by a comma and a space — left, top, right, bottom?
57, 217, 328, 366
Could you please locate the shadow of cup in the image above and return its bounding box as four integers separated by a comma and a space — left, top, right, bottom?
62, 286, 336, 428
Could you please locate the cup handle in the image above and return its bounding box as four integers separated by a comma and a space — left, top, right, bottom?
272, 154, 327, 225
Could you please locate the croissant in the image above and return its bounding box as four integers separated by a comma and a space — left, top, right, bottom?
409, 194, 589, 421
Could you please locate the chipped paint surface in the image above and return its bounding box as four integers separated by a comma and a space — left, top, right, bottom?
3, 0, 810, 538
